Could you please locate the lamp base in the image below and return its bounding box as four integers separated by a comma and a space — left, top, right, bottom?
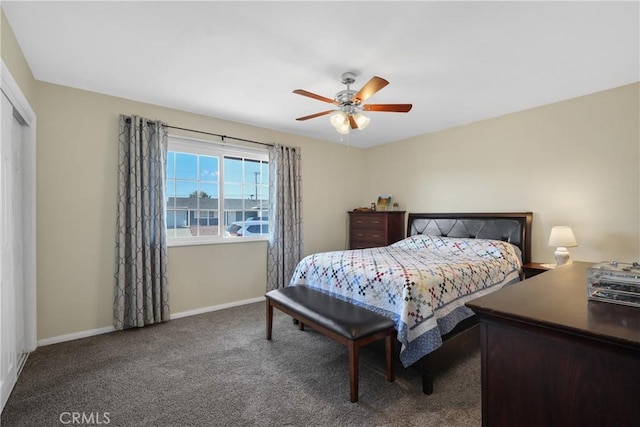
554, 247, 571, 266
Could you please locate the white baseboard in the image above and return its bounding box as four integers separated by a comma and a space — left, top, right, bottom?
36, 296, 266, 347
170, 296, 265, 319
37, 326, 116, 347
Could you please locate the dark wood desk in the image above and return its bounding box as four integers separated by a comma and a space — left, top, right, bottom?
466, 261, 640, 427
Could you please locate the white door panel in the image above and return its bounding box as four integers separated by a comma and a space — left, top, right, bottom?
12, 108, 25, 365
1, 88, 29, 411
0, 90, 17, 411
1, 60, 36, 413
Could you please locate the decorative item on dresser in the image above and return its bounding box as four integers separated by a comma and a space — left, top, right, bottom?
547, 225, 578, 266
348, 211, 405, 249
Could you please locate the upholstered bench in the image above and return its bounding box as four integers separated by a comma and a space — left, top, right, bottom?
265, 285, 395, 403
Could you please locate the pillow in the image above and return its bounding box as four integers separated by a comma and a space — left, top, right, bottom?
392, 234, 522, 268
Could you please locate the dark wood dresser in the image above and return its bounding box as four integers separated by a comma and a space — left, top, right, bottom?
348, 211, 405, 249
466, 261, 640, 427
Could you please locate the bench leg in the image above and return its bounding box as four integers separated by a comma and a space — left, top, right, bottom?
422, 358, 434, 395
385, 332, 395, 382
266, 299, 273, 340
348, 341, 359, 403
299, 321, 304, 331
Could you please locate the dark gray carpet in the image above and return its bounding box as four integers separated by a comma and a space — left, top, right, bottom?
1, 302, 481, 426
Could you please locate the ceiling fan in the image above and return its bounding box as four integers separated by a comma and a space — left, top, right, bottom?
293, 72, 412, 134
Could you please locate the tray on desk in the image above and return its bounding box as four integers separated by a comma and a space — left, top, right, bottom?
587, 262, 640, 308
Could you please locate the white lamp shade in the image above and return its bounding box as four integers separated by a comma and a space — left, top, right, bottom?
330, 111, 347, 128
353, 113, 370, 130
336, 122, 350, 134
548, 226, 577, 247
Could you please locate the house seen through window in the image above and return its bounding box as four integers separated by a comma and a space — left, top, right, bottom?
165, 135, 269, 244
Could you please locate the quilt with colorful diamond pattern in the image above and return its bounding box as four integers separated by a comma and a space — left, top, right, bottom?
289, 234, 522, 367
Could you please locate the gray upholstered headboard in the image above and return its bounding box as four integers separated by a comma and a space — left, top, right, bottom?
407, 212, 532, 265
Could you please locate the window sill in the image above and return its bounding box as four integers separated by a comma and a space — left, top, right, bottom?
168, 236, 269, 248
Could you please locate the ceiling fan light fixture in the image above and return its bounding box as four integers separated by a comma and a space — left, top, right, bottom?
336, 121, 350, 134
354, 113, 370, 130
330, 111, 347, 128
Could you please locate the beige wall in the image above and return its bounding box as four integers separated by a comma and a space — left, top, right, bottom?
34, 82, 364, 339
364, 83, 640, 264
1, 10, 36, 105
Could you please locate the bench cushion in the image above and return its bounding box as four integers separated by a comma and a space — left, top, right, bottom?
266, 286, 395, 340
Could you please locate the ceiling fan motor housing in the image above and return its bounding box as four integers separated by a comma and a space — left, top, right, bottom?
335, 90, 358, 108
337, 72, 359, 108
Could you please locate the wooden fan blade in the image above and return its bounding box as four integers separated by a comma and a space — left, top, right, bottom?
295, 110, 334, 121
352, 76, 389, 104
362, 104, 413, 113
293, 89, 337, 104
349, 115, 359, 129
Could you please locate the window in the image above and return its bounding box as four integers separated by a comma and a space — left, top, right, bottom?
165, 135, 269, 245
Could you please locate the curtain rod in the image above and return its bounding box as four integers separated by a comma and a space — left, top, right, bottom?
163, 124, 273, 147
124, 116, 273, 147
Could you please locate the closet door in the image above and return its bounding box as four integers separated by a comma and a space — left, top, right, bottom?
11, 96, 25, 366
0, 91, 26, 410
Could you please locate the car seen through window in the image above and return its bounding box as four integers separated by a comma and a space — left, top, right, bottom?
225, 219, 269, 237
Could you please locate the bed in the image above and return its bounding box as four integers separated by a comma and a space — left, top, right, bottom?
289, 212, 532, 393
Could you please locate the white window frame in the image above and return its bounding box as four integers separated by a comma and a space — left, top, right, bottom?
166, 134, 269, 247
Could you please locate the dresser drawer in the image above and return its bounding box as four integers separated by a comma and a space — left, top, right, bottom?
348, 211, 406, 250
349, 214, 386, 231
350, 230, 387, 246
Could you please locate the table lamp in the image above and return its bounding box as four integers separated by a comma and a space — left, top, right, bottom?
548, 226, 577, 266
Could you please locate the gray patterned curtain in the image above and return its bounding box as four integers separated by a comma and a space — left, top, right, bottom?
114, 115, 169, 329
267, 144, 303, 290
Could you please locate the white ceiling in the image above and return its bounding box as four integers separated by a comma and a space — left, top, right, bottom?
3, 1, 639, 148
